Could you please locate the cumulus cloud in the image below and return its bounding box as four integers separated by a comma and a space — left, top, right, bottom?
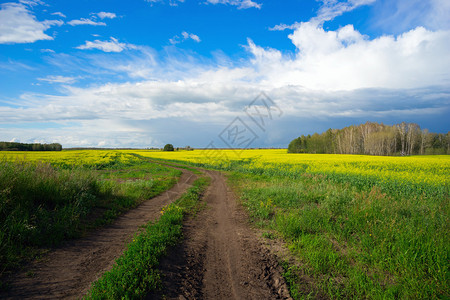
169, 31, 201, 44
0, 3, 63, 44
250, 23, 450, 91
55, 25, 450, 109
205, 0, 261, 9
76, 37, 137, 52
95, 12, 117, 19
6, 23, 450, 119
1, 73, 448, 147
68, 18, 106, 26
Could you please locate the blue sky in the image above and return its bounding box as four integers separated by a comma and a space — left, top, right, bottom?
0, 0, 449, 148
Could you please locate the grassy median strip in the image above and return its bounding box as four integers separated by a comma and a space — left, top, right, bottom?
84, 176, 209, 300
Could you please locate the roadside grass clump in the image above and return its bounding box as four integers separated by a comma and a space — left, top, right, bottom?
228, 172, 449, 299
0, 160, 101, 275
0, 155, 182, 284
84, 177, 209, 300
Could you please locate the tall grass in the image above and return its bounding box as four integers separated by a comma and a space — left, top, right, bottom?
0, 158, 181, 283
0, 161, 102, 275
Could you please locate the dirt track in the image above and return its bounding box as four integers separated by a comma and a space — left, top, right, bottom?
149, 170, 292, 300
2, 167, 292, 299
1, 169, 197, 300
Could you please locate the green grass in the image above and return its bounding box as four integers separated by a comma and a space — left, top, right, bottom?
0, 158, 181, 284
93, 160, 181, 226
227, 172, 449, 299
84, 177, 209, 299
133, 155, 204, 175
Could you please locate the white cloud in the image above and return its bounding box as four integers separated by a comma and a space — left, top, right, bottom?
270, 0, 375, 31
41, 48, 55, 53
68, 18, 106, 26
145, 0, 185, 6
269, 22, 302, 31
51, 12, 66, 18
5, 24, 449, 121
205, 0, 261, 9
76, 37, 137, 52
0, 59, 35, 71
18, 0, 45, 6
170, 31, 201, 44
68, 12, 116, 26
258, 23, 450, 90
37, 75, 78, 84
6, 23, 450, 116
314, 0, 376, 23
95, 12, 117, 19
370, 0, 450, 34
0, 3, 62, 44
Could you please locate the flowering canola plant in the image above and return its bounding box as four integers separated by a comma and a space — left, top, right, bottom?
133, 149, 449, 197
2, 149, 448, 197
1, 150, 139, 167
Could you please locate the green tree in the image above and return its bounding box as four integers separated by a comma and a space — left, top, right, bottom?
163, 144, 174, 151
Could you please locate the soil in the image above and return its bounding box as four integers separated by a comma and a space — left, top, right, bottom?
148, 170, 292, 300
1, 169, 197, 300
2, 167, 293, 300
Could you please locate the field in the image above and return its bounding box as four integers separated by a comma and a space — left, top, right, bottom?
0, 150, 181, 284
1, 149, 449, 299
135, 149, 450, 299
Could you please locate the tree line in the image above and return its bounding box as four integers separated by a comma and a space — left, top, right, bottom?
0, 142, 62, 151
288, 122, 450, 155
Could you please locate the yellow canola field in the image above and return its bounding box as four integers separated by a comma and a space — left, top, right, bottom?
0, 150, 138, 167
1, 149, 448, 195
132, 149, 449, 194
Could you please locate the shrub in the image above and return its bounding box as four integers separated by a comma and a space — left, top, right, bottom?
163, 144, 174, 151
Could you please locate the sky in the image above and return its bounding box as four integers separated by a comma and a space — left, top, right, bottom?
0, 0, 449, 148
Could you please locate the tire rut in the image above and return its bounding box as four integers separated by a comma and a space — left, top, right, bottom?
1, 169, 197, 300
150, 170, 292, 300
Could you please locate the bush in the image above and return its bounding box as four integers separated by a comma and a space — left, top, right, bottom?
163, 144, 174, 151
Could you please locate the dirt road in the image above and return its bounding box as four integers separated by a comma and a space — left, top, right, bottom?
2, 167, 292, 299
1, 169, 197, 300
150, 170, 292, 300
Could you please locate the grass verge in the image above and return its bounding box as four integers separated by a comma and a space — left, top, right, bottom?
0, 158, 181, 286
227, 172, 449, 299
84, 176, 209, 299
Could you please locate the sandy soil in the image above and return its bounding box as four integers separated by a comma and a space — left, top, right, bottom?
1, 169, 197, 300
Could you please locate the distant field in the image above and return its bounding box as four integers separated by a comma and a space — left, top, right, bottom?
1, 149, 140, 168
134, 149, 449, 197
135, 149, 449, 299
